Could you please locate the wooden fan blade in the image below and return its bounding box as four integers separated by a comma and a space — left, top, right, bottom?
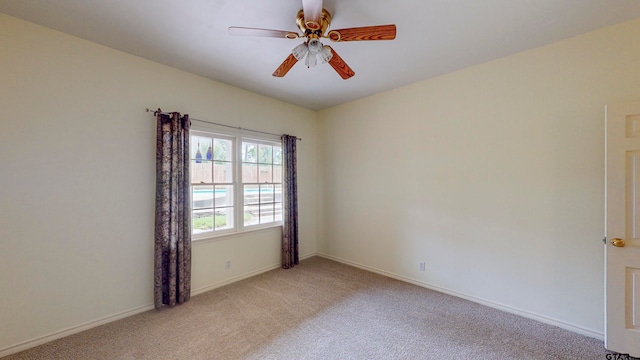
302, 0, 323, 31
326, 46, 355, 79
327, 24, 396, 42
272, 54, 299, 77
229, 27, 299, 39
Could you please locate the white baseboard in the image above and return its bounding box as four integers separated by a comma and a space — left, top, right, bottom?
0, 253, 316, 358
315, 252, 604, 341
191, 263, 281, 296
5, 251, 594, 358
0, 304, 154, 358
191, 252, 315, 296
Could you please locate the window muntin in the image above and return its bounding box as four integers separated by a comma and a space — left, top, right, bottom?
190, 131, 282, 239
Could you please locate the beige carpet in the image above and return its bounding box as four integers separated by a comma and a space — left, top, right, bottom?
4, 256, 613, 359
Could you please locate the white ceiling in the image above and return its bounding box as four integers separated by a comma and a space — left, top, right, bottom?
2, 0, 640, 111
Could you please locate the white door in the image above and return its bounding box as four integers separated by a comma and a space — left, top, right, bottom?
605, 100, 640, 358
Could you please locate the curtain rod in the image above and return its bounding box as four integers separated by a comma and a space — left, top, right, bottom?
146, 108, 301, 141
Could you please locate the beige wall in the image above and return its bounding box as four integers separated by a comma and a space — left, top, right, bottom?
317, 18, 640, 337
0, 13, 316, 354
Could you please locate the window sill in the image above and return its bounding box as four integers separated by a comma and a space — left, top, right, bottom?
191, 223, 283, 245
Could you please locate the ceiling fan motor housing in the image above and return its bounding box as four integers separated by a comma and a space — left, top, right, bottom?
296, 9, 332, 39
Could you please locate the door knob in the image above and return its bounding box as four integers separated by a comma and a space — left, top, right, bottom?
611, 238, 626, 247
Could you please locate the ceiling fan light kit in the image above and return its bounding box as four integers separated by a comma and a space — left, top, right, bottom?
228, 0, 396, 79
293, 38, 333, 68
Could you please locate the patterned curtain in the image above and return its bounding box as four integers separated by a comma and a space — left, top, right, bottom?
154, 110, 191, 309
281, 134, 299, 269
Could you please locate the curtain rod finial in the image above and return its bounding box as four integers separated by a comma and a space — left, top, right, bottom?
146, 108, 162, 116
146, 108, 163, 116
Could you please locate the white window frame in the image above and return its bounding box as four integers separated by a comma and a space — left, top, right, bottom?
190, 124, 283, 241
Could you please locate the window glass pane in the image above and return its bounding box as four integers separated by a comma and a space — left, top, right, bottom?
260, 184, 274, 204
193, 209, 214, 233
213, 138, 232, 161
213, 161, 233, 183
258, 144, 272, 164
242, 142, 257, 163
260, 203, 274, 224
214, 207, 233, 230
242, 163, 258, 183
273, 165, 282, 183
244, 205, 259, 226
273, 147, 282, 165
258, 164, 273, 183
191, 136, 212, 160
215, 185, 234, 207
192, 185, 214, 209
244, 185, 259, 205
191, 160, 212, 184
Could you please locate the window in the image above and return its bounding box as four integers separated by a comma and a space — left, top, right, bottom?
190, 130, 282, 239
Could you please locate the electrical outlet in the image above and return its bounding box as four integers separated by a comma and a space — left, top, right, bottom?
419, 262, 426, 271
225, 260, 231, 269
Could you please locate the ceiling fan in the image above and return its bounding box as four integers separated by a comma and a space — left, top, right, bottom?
228, 0, 396, 79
